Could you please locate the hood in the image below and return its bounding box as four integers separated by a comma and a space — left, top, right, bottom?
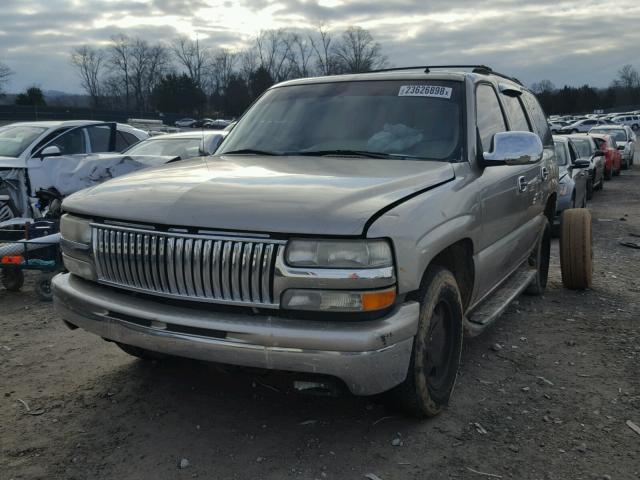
0, 156, 25, 169
63, 155, 455, 236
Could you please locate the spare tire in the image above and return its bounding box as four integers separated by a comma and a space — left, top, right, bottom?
560, 208, 593, 290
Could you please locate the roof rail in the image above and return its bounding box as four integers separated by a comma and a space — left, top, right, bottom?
367, 64, 523, 86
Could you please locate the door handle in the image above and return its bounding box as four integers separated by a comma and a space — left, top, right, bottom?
541, 166, 549, 181
517, 176, 527, 192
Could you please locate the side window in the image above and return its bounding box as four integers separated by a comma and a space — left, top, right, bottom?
501, 94, 531, 132
568, 142, 578, 162
522, 91, 552, 145
86, 125, 111, 153
49, 128, 86, 155
476, 84, 507, 152
116, 131, 140, 151
32, 128, 68, 154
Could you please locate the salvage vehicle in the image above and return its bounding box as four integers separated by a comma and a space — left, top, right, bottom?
566, 134, 605, 199
552, 135, 588, 230
557, 118, 607, 134
53, 66, 593, 417
589, 125, 635, 169
589, 133, 621, 179
120, 130, 228, 158
0, 121, 148, 223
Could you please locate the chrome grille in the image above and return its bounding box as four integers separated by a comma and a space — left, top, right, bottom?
92, 224, 283, 307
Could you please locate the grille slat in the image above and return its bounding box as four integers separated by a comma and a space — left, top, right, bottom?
92, 225, 280, 307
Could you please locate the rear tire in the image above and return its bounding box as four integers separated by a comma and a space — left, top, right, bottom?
560, 209, 593, 290
1, 269, 24, 292
526, 219, 551, 295
390, 267, 463, 418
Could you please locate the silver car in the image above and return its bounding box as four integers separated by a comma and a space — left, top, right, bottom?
566, 134, 605, 199
553, 136, 589, 228
53, 66, 558, 417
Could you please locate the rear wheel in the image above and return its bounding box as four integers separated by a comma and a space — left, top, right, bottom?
391, 267, 463, 418
560, 209, 593, 290
526, 219, 551, 295
1, 269, 24, 292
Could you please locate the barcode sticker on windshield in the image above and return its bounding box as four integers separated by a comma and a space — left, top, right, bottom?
398, 85, 452, 98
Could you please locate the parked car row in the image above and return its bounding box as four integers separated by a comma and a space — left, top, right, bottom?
549, 111, 640, 134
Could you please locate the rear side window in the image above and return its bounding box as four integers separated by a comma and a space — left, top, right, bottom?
116, 131, 140, 151
476, 84, 507, 152
86, 125, 111, 153
501, 94, 530, 132
522, 91, 552, 145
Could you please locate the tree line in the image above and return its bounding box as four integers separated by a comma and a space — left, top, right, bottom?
67, 26, 388, 117
531, 64, 640, 115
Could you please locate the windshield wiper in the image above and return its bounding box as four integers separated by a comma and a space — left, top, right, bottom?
222, 148, 280, 156
289, 149, 404, 159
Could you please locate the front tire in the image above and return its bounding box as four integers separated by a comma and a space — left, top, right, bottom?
391, 267, 463, 418
526, 219, 551, 295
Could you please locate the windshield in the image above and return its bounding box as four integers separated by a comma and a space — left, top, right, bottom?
0, 126, 47, 158
571, 138, 593, 158
591, 128, 626, 142
124, 137, 203, 158
553, 141, 569, 166
218, 80, 464, 161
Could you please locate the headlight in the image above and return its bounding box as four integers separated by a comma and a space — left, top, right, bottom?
60, 214, 92, 244
285, 239, 393, 269
281, 287, 396, 312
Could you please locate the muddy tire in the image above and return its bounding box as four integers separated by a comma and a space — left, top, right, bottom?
560, 208, 593, 290
2, 269, 24, 292
390, 267, 463, 418
526, 219, 551, 295
116, 343, 168, 361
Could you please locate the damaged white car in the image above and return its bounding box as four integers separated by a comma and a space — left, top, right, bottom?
0, 121, 148, 223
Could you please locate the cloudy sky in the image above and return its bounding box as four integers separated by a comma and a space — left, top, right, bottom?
1, 0, 640, 93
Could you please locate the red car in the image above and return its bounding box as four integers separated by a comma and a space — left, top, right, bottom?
590, 133, 622, 179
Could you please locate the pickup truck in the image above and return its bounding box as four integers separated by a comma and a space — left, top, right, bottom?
53, 66, 569, 417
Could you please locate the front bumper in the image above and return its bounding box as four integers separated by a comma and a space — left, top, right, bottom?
52, 273, 420, 396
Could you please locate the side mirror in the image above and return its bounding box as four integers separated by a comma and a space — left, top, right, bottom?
572, 159, 590, 168
483, 131, 543, 166
593, 150, 605, 157
617, 145, 625, 150
40, 145, 61, 157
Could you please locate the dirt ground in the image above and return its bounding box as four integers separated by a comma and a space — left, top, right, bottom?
1, 165, 639, 480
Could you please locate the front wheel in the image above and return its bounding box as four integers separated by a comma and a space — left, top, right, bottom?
391, 267, 463, 418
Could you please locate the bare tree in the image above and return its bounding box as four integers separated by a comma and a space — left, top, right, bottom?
70, 46, 104, 107
309, 25, 337, 75
333, 26, 388, 73
0, 61, 13, 96
209, 49, 238, 94
530, 79, 556, 95
173, 36, 210, 89
239, 48, 258, 82
254, 29, 294, 82
613, 64, 640, 89
289, 33, 314, 78
109, 34, 133, 109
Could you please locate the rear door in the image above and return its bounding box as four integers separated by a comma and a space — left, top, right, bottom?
473, 83, 541, 300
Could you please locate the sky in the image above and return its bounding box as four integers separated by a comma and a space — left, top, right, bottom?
1, 0, 640, 94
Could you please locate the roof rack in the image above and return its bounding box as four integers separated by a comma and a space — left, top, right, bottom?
367, 65, 523, 86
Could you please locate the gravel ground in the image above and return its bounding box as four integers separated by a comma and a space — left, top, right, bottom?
1, 164, 639, 480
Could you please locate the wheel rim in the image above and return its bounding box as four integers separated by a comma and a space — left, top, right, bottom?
424, 300, 455, 392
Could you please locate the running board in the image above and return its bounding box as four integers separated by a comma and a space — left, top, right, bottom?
464, 265, 536, 337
